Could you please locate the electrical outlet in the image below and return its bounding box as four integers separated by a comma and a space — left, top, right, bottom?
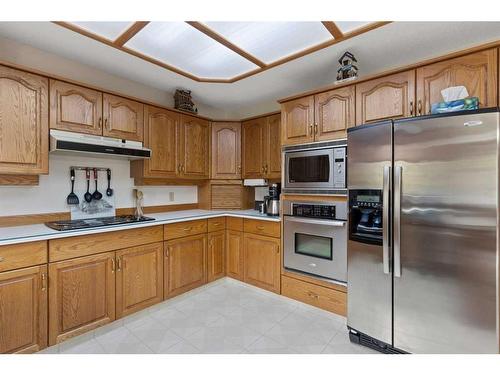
169, 192, 175, 202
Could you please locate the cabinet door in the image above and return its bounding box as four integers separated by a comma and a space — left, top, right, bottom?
179, 115, 209, 178
207, 230, 225, 282
0, 265, 47, 354
211, 122, 241, 179
416, 49, 498, 115
264, 114, 282, 179
49, 80, 102, 136
226, 230, 244, 281
116, 242, 163, 318
281, 96, 315, 145
103, 93, 144, 141
242, 118, 265, 178
142, 105, 179, 178
356, 70, 416, 124
48, 252, 115, 345
314, 86, 355, 141
0, 66, 48, 174
243, 233, 280, 293
164, 234, 207, 298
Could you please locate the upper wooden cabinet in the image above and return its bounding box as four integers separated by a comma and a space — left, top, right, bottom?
281, 96, 315, 145
356, 70, 416, 124
264, 114, 282, 179
314, 86, 355, 141
50, 80, 103, 136
0, 66, 48, 175
0, 265, 48, 353
211, 122, 241, 179
103, 93, 144, 141
179, 114, 210, 179
416, 49, 498, 115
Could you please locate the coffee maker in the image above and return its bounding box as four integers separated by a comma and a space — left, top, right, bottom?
265, 183, 281, 216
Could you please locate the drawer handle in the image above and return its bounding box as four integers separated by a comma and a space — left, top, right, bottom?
256, 226, 265, 230
182, 227, 193, 231
212, 222, 220, 226
307, 292, 319, 299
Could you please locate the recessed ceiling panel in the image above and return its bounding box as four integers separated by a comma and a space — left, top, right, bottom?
71, 22, 133, 40
203, 22, 333, 64
125, 22, 258, 79
335, 22, 371, 34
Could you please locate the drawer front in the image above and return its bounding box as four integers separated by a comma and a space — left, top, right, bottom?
208, 217, 226, 232
281, 275, 346, 316
0, 241, 47, 272
243, 219, 280, 238
226, 217, 243, 231
49, 226, 163, 262
164, 219, 207, 240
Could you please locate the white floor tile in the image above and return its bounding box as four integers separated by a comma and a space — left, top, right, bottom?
247, 335, 296, 354
128, 320, 183, 353
160, 339, 201, 354
95, 326, 153, 354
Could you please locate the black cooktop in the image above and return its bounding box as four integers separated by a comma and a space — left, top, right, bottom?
45, 215, 155, 231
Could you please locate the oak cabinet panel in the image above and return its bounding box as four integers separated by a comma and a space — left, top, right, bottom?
226, 230, 244, 281
314, 86, 355, 141
242, 117, 266, 178
179, 115, 209, 178
356, 70, 416, 124
48, 252, 116, 345
207, 230, 225, 282
116, 242, 163, 318
0, 265, 47, 354
211, 122, 241, 179
416, 49, 498, 115
49, 80, 102, 136
243, 233, 280, 293
103, 93, 144, 141
265, 114, 282, 179
0, 66, 48, 175
164, 234, 207, 298
281, 96, 314, 145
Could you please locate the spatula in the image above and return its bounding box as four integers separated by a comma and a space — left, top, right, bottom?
66, 168, 79, 205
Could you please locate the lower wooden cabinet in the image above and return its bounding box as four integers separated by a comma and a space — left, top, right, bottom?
243, 233, 281, 293
0, 265, 48, 353
116, 242, 163, 318
164, 234, 207, 298
48, 252, 116, 345
226, 230, 244, 281
207, 230, 225, 282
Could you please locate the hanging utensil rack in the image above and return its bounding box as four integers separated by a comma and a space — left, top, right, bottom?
70, 166, 110, 172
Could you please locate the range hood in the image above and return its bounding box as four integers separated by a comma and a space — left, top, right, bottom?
50, 130, 151, 160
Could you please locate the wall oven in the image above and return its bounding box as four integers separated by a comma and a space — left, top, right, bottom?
283, 143, 347, 193
283, 201, 347, 283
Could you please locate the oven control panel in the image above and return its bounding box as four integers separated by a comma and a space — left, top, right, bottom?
292, 203, 336, 219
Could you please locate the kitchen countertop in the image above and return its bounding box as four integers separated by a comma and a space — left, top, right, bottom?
0, 209, 281, 246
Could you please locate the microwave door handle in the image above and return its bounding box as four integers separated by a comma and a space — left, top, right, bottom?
394, 165, 402, 278
284, 216, 345, 227
382, 165, 391, 275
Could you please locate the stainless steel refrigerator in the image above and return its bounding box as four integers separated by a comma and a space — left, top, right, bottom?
346, 109, 499, 354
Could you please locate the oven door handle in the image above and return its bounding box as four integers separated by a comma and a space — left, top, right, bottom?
284, 216, 346, 227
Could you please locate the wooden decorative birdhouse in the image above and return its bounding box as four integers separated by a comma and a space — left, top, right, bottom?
336, 51, 358, 83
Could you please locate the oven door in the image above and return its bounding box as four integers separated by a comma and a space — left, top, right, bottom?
283, 216, 347, 282
284, 148, 334, 190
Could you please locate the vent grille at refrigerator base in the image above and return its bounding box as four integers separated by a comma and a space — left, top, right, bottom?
348, 328, 406, 354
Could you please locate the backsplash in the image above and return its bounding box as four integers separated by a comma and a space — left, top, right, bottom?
0, 154, 197, 216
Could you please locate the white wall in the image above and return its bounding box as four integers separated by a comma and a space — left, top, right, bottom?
0, 154, 197, 216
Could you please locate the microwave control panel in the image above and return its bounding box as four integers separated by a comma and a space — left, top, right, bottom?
333, 147, 346, 188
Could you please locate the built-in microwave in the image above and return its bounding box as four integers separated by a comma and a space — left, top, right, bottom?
283, 143, 347, 192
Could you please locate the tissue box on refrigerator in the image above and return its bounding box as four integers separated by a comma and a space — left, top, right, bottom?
430, 97, 479, 114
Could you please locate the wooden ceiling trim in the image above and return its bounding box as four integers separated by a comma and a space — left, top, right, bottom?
321, 21, 343, 39
114, 21, 150, 46
186, 21, 267, 68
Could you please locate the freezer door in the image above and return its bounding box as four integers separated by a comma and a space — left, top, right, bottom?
347, 121, 393, 345
393, 111, 499, 353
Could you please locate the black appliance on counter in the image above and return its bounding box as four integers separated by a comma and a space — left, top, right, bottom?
45, 215, 155, 231
265, 183, 281, 216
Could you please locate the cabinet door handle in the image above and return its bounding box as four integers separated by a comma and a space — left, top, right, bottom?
98, 117, 102, 129
276, 246, 280, 255
237, 165, 241, 173
41, 273, 47, 291
314, 123, 318, 135
111, 258, 116, 272
117, 257, 122, 271
104, 118, 109, 130
264, 165, 268, 174
181, 164, 185, 172
417, 100, 422, 116
165, 247, 170, 257
309, 125, 313, 136
409, 101, 414, 116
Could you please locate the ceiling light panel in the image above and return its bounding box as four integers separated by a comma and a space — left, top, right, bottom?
71, 22, 133, 40
335, 21, 371, 34
203, 22, 333, 64
125, 22, 258, 79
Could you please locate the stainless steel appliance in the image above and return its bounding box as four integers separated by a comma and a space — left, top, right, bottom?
283, 201, 347, 282
45, 215, 155, 231
347, 109, 499, 354
283, 142, 346, 193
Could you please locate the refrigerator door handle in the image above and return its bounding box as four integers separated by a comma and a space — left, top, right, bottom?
394, 165, 402, 277
382, 165, 391, 274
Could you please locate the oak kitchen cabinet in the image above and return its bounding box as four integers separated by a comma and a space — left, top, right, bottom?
0, 65, 49, 175
242, 113, 281, 179
207, 230, 226, 282
281, 87, 354, 145
50, 80, 144, 142
225, 217, 244, 281
211, 121, 241, 179
179, 114, 210, 179
416, 49, 498, 115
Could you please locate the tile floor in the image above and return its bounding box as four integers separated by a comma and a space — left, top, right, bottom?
38, 277, 377, 354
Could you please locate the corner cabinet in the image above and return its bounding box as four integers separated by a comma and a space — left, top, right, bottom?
0, 66, 49, 175
226, 229, 244, 281
179, 115, 210, 179
211, 122, 241, 179
207, 230, 226, 282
